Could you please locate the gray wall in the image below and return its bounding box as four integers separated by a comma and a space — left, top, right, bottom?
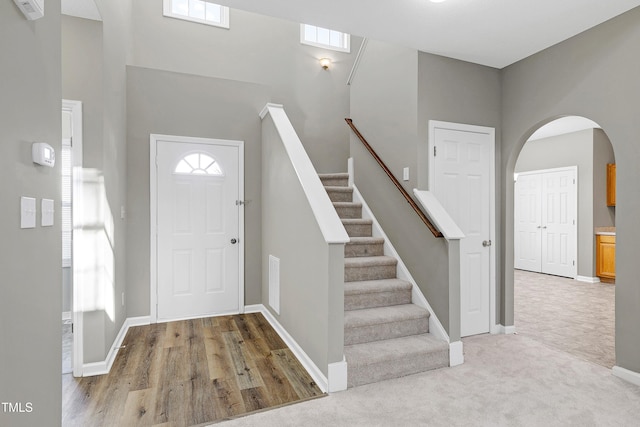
126, 66, 269, 315
593, 129, 616, 229
0, 1, 62, 426
130, 0, 359, 173
501, 7, 640, 372
262, 115, 344, 375
515, 128, 616, 278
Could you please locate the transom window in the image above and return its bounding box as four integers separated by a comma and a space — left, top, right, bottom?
163, 0, 229, 29
175, 153, 224, 176
300, 24, 350, 53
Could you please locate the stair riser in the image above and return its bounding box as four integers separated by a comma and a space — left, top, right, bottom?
345, 243, 384, 257
345, 264, 396, 282
326, 190, 353, 203
335, 205, 362, 219
344, 317, 429, 345
320, 177, 349, 187
345, 290, 412, 311
344, 223, 372, 237
347, 348, 449, 388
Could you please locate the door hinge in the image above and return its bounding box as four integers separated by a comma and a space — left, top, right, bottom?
236, 200, 246, 206
573, 260, 576, 266
69, 136, 73, 147
434, 146, 437, 157
71, 323, 74, 334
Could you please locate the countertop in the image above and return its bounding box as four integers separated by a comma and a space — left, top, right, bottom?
595, 227, 616, 236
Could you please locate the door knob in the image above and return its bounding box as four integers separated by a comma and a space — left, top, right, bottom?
482, 240, 492, 247
230, 238, 237, 244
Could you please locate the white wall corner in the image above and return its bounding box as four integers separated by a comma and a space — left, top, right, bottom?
328, 358, 348, 393
82, 316, 150, 377
450, 341, 464, 366
612, 366, 640, 388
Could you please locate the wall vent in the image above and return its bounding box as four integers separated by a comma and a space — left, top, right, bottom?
269, 255, 280, 314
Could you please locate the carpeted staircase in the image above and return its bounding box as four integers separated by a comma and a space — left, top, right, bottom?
319, 172, 449, 388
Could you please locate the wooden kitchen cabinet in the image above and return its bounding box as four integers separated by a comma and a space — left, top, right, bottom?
607, 163, 616, 207
596, 234, 616, 283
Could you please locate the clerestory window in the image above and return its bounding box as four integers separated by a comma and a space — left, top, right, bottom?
163, 0, 229, 29
300, 24, 350, 53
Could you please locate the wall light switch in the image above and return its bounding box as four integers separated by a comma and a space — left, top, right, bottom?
42, 198, 54, 227
403, 167, 410, 181
20, 197, 36, 229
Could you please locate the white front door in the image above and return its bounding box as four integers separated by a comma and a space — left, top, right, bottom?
430, 121, 495, 338
515, 167, 577, 278
154, 136, 243, 321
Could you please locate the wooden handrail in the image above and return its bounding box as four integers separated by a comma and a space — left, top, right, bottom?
345, 118, 443, 238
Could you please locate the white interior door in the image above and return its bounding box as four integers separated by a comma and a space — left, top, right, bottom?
155, 138, 242, 321
430, 122, 494, 338
515, 173, 542, 271
514, 167, 577, 278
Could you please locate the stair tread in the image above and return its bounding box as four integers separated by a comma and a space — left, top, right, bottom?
333, 201, 362, 207
318, 173, 349, 179
324, 186, 353, 192
345, 256, 397, 267
345, 304, 429, 328
347, 237, 385, 245
342, 218, 372, 224
344, 278, 412, 296
344, 333, 448, 366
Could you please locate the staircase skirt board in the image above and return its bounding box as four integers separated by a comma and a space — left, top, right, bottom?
320, 172, 449, 388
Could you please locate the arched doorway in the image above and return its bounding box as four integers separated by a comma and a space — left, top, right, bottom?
512, 116, 616, 368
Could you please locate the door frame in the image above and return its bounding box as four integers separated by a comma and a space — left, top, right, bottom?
514, 166, 578, 278
428, 120, 497, 335
149, 134, 245, 323
62, 99, 84, 377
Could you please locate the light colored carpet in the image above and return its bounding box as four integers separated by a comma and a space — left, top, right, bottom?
215, 333, 640, 426
514, 269, 615, 368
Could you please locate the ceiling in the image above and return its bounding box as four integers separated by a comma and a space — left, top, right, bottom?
528, 117, 601, 142
213, 0, 640, 69
62, 0, 101, 21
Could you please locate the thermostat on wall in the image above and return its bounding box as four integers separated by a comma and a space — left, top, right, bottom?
13, 0, 44, 21
32, 142, 55, 167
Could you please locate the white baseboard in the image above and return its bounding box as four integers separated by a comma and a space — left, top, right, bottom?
450, 341, 464, 366
492, 324, 516, 335
247, 304, 330, 393
82, 316, 151, 377
576, 275, 601, 284
62, 311, 71, 321
352, 184, 449, 344
612, 366, 640, 387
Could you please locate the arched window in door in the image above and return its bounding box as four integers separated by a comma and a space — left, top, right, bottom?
174, 152, 223, 176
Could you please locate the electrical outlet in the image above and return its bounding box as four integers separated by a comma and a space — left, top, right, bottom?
403, 167, 410, 181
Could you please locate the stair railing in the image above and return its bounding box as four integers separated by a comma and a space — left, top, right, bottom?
345, 118, 443, 238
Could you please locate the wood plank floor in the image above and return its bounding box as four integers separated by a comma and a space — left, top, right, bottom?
62, 313, 324, 426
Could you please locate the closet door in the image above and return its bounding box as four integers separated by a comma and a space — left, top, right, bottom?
515, 173, 542, 272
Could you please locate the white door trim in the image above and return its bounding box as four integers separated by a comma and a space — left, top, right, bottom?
62, 99, 84, 377
150, 134, 245, 324
427, 120, 497, 335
